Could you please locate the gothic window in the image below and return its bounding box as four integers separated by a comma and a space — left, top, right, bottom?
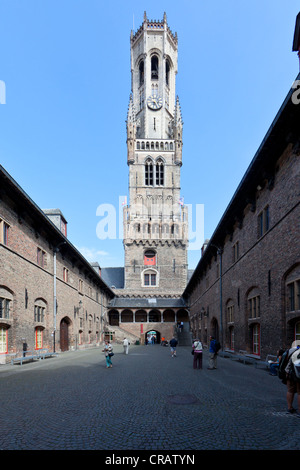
145, 159, 153, 186
166, 59, 170, 86
156, 158, 164, 186
151, 55, 159, 80
139, 60, 144, 87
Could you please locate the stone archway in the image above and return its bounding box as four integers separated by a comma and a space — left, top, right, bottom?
145, 329, 161, 344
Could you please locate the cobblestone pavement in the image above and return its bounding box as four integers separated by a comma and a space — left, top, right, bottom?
0, 343, 299, 451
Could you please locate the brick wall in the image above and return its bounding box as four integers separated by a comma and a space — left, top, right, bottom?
0, 182, 113, 362
186, 144, 300, 358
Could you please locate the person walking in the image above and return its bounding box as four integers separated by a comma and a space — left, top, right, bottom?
192, 339, 203, 369
207, 336, 217, 370
103, 340, 113, 368
123, 337, 129, 354
169, 337, 178, 357
285, 343, 300, 416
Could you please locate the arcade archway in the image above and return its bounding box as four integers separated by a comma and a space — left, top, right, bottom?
145, 330, 161, 344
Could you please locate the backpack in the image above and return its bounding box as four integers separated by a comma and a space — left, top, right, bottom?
290, 351, 300, 382
215, 341, 221, 353
278, 348, 295, 382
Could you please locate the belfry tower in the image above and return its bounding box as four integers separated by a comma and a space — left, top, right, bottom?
123, 12, 188, 297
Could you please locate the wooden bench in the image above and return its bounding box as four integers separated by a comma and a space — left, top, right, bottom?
11, 351, 39, 366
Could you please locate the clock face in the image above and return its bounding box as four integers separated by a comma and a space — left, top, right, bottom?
147, 95, 163, 110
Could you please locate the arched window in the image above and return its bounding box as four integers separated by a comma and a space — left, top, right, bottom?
166, 59, 170, 86
139, 60, 144, 86
145, 158, 153, 186
156, 158, 164, 186
151, 55, 159, 80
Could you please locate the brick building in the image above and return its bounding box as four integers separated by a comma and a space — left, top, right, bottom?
0, 165, 114, 363
183, 67, 300, 358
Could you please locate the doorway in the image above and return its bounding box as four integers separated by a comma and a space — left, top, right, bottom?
145, 330, 161, 344
60, 318, 70, 352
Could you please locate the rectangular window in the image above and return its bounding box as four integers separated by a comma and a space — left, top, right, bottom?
248, 296, 260, 319
63, 267, 69, 283
0, 298, 10, 319
233, 241, 239, 262
258, 206, 269, 238
287, 280, 300, 311
0, 218, 9, 245
37, 247, 46, 267
79, 279, 83, 293
0, 328, 8, 354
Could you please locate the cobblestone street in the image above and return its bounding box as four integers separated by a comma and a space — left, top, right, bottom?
0, 343, 299, 453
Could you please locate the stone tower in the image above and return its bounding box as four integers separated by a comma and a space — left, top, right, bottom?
123, 12, 188, 297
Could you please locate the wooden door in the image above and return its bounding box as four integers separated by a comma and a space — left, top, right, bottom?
60, 319, 69, 352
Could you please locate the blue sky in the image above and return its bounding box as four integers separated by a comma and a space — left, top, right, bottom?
0, 1, 299, 270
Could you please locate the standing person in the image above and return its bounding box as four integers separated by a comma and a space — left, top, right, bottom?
284, 344, 300, 415
207, 336, 217, 370
123, 337, 129, 355
102, 340, 113, 368
169, 337, 178, 357
269, 349, 284, 376
192, 339, 203, 369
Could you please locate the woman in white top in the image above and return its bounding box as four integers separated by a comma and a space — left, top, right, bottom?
192, 339, 203, 369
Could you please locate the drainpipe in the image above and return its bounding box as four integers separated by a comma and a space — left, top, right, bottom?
53, 241, 66, 353
218, 248, 223, 351
53, 249, 57, 353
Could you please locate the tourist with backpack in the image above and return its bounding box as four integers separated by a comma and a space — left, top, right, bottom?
207, 336, 221, 370
284, 343, 300, 416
